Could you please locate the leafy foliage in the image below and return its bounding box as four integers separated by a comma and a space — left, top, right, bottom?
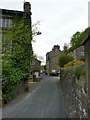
74, 68, 85, 80
2, 15, 33, 104
70, 31, 81, 49
69, 27, 90, 51
58, 55, 74, 67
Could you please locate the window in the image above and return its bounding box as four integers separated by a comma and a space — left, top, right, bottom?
8, 19, 12, 28
0, 18, 12, 28
0, 18, 2, 28
2, 19, 5, 28
5, 19, 9, 27
2, 34, 12, 54
31, 61, 35, 66
81, 52, 84, 56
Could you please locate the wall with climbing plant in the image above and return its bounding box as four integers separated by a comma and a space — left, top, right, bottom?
2, 14, 33, 104
60, 64, 88, 118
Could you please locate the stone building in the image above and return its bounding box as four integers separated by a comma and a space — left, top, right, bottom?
0, 2, 33, 96
0, 2, 32, 54
46, 45, 64, 75
31, 58, 41, 79
0, 2, 32, 28
68, 46, 85, 61
81, 34, 90, 118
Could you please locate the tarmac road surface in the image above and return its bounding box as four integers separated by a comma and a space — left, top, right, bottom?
2, 74, 68, 118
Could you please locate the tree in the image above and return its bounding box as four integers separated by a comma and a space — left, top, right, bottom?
43, 65, 46, 70
63, 43, 69, 54
58, 55, 74, 67
70, 27, 90, 51
70, 31, 81, 49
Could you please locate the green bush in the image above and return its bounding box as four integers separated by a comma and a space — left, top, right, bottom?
58, 55, 74, 67
74, 67, 85, 80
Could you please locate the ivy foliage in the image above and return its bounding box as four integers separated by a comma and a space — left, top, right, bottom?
2, 14, 33, 104
74, 68, 85, 80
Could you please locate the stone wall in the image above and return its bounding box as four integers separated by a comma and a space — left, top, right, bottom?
60, 64, 88, 118
15, 78, 33, 96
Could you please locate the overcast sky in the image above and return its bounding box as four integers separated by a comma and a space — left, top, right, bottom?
0, 0, 89, 65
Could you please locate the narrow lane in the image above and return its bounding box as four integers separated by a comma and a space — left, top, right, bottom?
2, 75, 68, 118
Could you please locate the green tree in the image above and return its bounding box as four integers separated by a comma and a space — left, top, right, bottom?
70, 27, 90, 51
70, 31, 81, 49
44, 65, 46, 70
58, 55, 74, 67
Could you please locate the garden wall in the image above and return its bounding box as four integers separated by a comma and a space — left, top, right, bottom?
60, 64, 88, 118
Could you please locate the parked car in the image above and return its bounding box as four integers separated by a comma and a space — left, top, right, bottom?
50, 70, 59, 76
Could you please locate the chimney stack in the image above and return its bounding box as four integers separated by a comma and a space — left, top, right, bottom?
52, 45, 60, 50
24, 2, 31, 12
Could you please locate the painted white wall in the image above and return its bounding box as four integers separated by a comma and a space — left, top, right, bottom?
35, 72, 39, 78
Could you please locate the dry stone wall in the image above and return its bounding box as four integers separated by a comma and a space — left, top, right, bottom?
60, 65, 88, 118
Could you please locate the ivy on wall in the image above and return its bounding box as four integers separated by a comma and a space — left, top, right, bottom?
74, 67, 85, 80
2, 14, 33, 104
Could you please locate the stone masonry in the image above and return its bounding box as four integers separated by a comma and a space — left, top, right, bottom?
60, 65, 88, 118
46, 45, 64, 75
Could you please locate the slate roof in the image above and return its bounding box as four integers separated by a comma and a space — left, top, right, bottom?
81, 34, 90, 45
0, 8, 32, 16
